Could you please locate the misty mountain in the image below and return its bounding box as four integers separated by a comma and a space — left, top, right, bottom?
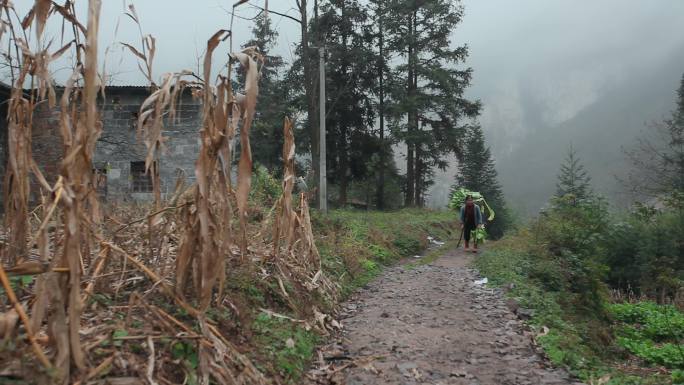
496, 47, 684, 216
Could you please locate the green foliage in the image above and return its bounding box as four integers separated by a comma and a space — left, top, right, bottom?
610, 302, 684, 369
454, 124, 512, 238
250, 165, 283, 206
392, 235, 421, 255
476, 239, 667, 382
672, 369, 684, 384
448, 187, 491, 216
603, 206, 684, 299
473, 227, 486, 242
0, 275, 34, 297
624, 72, 684, 199
383, 0, 481, 205
314, 208, 456, 297
476, 187, 684, 383
252, 313, 318, 383
449, 187, 499, 242
533, 196, 611, 313
317, 0, 380, 206
610, 302, 684, 341
618, 338, 684, 368
171, 341, 199, 370
556, 145, 593, 202
112, 329, 128, 347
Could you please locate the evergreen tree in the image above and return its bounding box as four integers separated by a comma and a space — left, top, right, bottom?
384, 0, 480, 207
624, 73, 684, 203
368, 0, 390, 210
556, 145, 593, 202
318, 0, 378, 205
455, 125, 510, 238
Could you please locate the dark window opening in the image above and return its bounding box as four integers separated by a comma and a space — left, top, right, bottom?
130, 111, 139, 130
130, 161, 154, 193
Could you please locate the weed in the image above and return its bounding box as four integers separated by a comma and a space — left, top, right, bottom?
476, 236, 679, 384
252, 313, 318, 383
610, 302, 684, 369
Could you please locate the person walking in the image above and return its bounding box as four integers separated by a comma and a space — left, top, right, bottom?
459, 195, 483, 252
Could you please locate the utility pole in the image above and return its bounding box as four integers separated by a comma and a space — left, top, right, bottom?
318, 46, 327, 213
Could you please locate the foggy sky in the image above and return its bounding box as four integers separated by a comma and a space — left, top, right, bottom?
430, 0, 684, 213
15, 1, 684, 214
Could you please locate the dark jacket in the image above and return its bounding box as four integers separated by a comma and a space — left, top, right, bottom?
459, 204, 483, 226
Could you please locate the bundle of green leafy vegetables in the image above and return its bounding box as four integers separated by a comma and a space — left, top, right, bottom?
449, 187, 495, 242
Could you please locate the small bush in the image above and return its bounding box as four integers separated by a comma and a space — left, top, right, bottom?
250, 164, 283, 207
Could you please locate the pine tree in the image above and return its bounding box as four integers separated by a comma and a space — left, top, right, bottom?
624, 73, 684, 204
384, 0, 480, 207
318, 0, 378, 205
556, 145, 593, 202
368, 0, 390, 210
455, 125, 510, 238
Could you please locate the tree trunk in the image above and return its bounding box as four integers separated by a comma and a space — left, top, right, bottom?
299, 0, 319, 204
376, 3, 385, 210
415, 145, 423, 207
405, 10, 416, 206
339, 153, 349, 206
413, 61, 421, 206
338, 2, 350, 207
406, 143, 415, 206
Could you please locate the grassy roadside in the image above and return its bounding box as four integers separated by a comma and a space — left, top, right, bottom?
313, 208, 457, 298
249, 208, 458, 383
474, 232, 682, 385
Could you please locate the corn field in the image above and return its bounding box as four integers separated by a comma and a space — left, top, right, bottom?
0, 1, 337, 383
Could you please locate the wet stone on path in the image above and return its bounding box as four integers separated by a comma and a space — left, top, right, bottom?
307, 247, 585, 385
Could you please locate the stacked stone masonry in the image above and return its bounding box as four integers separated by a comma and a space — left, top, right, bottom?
29, 87, 202, 203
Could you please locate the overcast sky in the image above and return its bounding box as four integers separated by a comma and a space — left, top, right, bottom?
457, 0, 684, 155
15, 1, 684, 212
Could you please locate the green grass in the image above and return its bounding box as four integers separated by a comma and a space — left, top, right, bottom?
405, 238, 459, 268
252, 312, 319, 384
475, 235, 677, 385
313, 208, 457, 298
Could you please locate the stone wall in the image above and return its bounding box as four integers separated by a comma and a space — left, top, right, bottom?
31, 87, 202, 202
0, 98, 7, 213
0, 89, 8, 212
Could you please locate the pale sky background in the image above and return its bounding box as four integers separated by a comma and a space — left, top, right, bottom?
13, 1, 684, 214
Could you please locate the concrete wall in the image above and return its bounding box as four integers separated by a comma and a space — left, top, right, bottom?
31, 87, 202, 202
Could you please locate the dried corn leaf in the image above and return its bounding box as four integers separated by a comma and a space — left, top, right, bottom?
33, 0, 51, 38
0, 309, 19, 339
233, 50, 260, 256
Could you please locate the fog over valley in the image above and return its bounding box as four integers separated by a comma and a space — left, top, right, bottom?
434, 0, 684, 214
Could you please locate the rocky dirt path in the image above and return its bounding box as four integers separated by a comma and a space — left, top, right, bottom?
306, 247, 584, 385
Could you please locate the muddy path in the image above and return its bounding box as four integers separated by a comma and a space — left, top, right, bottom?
306, 247, 585, 385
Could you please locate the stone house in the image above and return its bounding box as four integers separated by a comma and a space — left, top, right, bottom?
28, 85, 202, 203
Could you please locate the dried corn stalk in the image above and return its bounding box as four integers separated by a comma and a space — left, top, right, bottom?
137, 31, 262, 311
268, 120, 339, 321
273, 117, 296, 255
1, 0, 62, 265
1, 0, 105, 380
47, 0, 104, 379
234, 49, 260, 257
